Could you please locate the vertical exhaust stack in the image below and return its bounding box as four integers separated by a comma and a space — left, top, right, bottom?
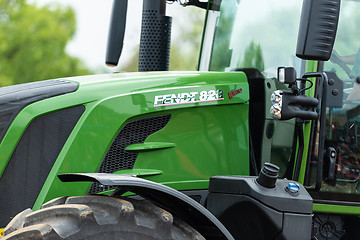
139, 0, 172, 71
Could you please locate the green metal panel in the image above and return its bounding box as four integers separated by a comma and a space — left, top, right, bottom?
313, 203, 360, 215
0, 71, 249, 210
125, 142, 176, 152
134, 104, 250, 188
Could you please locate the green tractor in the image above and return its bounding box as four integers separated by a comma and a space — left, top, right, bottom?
1, 0, 360, 239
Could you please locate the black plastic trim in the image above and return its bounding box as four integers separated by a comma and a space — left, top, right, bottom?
231, 68, 265, 175
309, 190, 360, 204
88, 114, 171, 194
0, 80, 79, 143
296, 0, 340, 61
313, 199, 360, 207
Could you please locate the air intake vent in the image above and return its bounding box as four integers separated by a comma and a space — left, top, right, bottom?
0, 105, 84, 227
0, 80, 79, 144
89, 114, 171, 194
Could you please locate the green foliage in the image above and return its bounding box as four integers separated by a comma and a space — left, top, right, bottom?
209, 0, 237, 71
209, 1, 302, 73
240, 41, 264, 72
324, 1, 360, 79
0, 0, 92, 86
120, 7, 205, 72
169, 7, 204, 71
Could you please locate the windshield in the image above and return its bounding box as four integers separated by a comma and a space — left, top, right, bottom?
200, 0, 303, 77
307, 0, 360, 201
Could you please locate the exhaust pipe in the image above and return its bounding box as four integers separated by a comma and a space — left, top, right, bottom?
139, 0, 172, 71
105, 0, 171, 71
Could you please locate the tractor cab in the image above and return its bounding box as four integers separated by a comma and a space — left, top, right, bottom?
199, 0, 304, 178
306, 0, 360, 210
199, 0, 360, 237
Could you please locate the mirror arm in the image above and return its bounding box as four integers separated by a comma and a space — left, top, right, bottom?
302, 72, 328, 191
293, 121, 304, 182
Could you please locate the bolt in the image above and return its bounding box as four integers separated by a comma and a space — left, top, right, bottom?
356, 76, 360, 84
329, 79, 335, 85
332, 89, 339, 96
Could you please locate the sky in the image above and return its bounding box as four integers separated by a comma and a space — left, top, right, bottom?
30, 0, 190, 73
30, 0, 141, 72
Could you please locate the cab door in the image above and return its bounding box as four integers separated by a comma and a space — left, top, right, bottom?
304, 0, 360, 206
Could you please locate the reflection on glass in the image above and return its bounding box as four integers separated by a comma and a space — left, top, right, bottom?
309, 0, 360, 197
209, 0, 302, 78
208, 0, 303, 176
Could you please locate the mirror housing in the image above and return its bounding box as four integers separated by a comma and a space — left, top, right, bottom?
296, 0, 340, 61
106, 0, 128, 67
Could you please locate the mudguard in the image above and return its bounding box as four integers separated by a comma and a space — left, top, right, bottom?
59, 173, 234, 240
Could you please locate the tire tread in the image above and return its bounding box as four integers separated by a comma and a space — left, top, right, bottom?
3, 196, 204, 240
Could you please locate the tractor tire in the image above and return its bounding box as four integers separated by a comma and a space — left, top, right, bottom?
2, 195, 205, 240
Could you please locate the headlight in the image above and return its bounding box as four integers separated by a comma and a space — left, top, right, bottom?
271, 90, 283, 105
270, 104, 282, 120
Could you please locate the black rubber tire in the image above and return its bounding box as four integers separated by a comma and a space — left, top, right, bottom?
2, 195, 205, 240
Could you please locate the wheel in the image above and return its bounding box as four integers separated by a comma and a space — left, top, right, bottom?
2, 195, 205, 240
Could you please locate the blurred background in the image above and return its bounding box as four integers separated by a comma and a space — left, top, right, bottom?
0, 0, 205, 86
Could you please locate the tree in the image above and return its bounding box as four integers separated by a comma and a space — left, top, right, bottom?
0, 0, 92, 86
240, 41, 264, 72
119, 6, 205, 72
324, 1, 360, 79
209, 0, 237, 71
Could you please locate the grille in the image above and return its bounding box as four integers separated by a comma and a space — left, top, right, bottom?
0, 105, 84, 227
88, 114, 171, 194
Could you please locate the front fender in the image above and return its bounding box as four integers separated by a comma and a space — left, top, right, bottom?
58, 173, 234, 240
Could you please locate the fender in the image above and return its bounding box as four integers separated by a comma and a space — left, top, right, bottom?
59, 173, 234, 240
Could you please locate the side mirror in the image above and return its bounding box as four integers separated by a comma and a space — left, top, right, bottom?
296, 0, 340, 61
106, 0, 128, 67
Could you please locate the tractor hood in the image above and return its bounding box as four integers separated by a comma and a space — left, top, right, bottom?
0, 71, 250, 221
66, 71, 249, 108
